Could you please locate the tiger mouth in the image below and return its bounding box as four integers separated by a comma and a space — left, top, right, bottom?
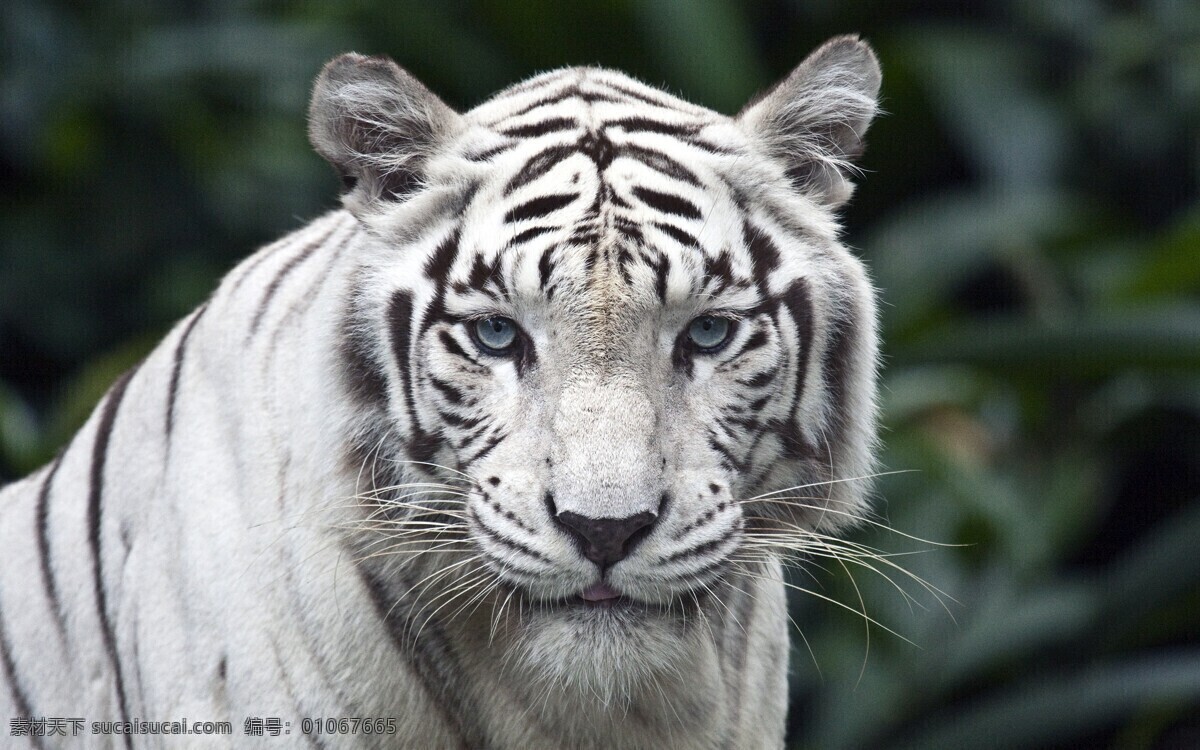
572, 595, 636, 611
488, 569, 716, 618
540, 582, 706, 617
542, 582, 641, 612
580, 580, 622, 603
570, 581, 637, 611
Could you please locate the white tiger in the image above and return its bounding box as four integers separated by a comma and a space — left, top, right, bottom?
0, 35, 882, 749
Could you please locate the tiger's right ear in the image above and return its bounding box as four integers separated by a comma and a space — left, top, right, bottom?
308, 53, 463, 208
737, 36, 881, 208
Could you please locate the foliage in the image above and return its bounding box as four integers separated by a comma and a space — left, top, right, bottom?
1, 1, 1197, 746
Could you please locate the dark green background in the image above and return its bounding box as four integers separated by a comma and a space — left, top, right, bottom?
2, 2, 1198, 747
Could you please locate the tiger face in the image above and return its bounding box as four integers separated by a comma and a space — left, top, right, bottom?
311, 38, 880, 694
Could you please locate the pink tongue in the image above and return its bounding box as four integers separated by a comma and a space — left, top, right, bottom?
580, 582, 622, 602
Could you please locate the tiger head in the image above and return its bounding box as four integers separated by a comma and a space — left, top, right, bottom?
310, 37, 881, 699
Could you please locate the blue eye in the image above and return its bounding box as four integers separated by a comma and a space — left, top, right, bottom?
687, 316, 733, 351
472, 317, 519, 353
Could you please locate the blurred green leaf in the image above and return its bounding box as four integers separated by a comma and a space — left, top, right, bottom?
895, 309, 1200, 374
894, 26, 1069, 191
1100, 499, 1200, 644
1113, 209, 1200, 302
867, 190, 1090, 332
0, 379, 41, 476
633, 0, 767, 112
893, 652, 1200, 749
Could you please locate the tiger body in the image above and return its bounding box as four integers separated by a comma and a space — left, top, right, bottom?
0, 37, 881, 749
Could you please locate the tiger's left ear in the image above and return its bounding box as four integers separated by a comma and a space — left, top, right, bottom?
308, 53, 464, 210
738, 35, 881, 208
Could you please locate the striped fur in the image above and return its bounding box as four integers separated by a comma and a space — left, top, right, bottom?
0, 36, 881, 749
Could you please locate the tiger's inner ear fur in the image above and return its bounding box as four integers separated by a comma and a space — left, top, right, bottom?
738, 35, 881, 207
308, 53, 463, 210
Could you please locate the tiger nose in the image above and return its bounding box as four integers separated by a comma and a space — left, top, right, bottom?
554, 510, 658, 569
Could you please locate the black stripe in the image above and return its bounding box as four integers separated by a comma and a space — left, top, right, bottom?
36, 454, 67, 641
601, 82, 686, 110
388, 292, 421, 429
454, 422, 491, 453
608, 116, 698, 138
771, 417, 817, 463
165, 302, 208, 438
662, 531, 735, 565
500, 117, 577, 138
725, 413, 763, 433
88, 366, 139, 749
572, 227, 601, 246
0, 603, 44, 750
738, 369, 777, 389
748, 395, 771, 412
356, 567, 481, 749
578, 89, 624, 105
772, 279, 817, 461
466, 143, 515, 162
742, 329, 770, 354
463, 432, 504, 468
511, 226, 556, 246
615, 247, 635, 285
515, 332, 538, 377
632, 186, 701, 220
484, 494, 532, 532
428, 376, 466, 405
248, 222, 340, 337
616, 143, 700, 185
703, 251, 736, 294
822, 282, 859, 445
502, 87, 626, 120
582, 246, 601, 275
504, 193, 578, 224
780, 279, 814, 414
267, 227, 358, 346
724, 327, 769, 362
339, 304, 389, 410
0, 598, 32, 724
475, 518, 549, 562
424, 230, 461, 283
614, 218, 643, 244
437, 330, 476, 363
503, 144, 575, 195
654, 253, 671, 302
658, 555, 730, 585
438, 407, 484, 430
653, 222, 698, 248
226, 234, 301, 297
743, 221, 781, 292
466, 254, 502, 292
505, 88, 575, 118
578, 131, 615, 170
707, 432, 744, 472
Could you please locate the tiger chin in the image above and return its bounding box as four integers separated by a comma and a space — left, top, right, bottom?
0, 34, 882, 750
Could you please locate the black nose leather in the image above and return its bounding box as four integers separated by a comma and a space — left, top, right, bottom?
555, 510, 657, 568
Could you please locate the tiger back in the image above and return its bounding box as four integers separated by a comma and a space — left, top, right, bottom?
0, 36, 882, 749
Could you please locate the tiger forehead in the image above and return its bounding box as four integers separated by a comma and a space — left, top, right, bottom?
449, 175, 758, 313
428, 68, 766, 313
